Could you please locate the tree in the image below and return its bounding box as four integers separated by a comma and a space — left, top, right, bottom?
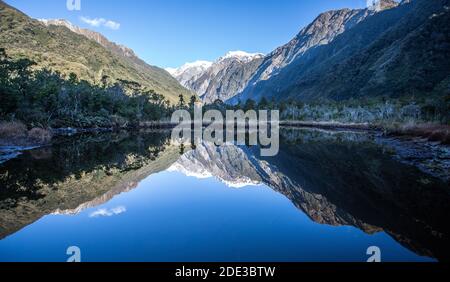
178, 94, 186, 109
0, 48, 10, 86
101, 75, 109, 88
0, 49, 17, 116
244, 99, 256, 112
235, 99, 243, 110
279, 101, 287, 113
189, 95, 197, 108
118, 79, 142, 96
10, 58, 36, 96
68, 73, 78, 84
258, 97, 269, 109
0, 48, 176, 126
0, 48, 7, 61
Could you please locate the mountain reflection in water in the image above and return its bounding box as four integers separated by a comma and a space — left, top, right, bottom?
0, 129, 448, 262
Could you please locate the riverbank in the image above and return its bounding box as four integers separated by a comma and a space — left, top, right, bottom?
0, 121, 52, 164
377, 135, 450, 182
2, 120, 449, 147
383, 123, 450, 145
0, 121, 52, 147
1, 120, 449, 183
280, 120, 374, 131
2, 120, 449, 142
280, 120, 450, 145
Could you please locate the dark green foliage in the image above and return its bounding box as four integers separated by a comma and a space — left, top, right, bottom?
0, 0, 193, 104
189, 95, 197, 108
258, 97, 269, 110
243, 99, 256, 112
276, 95, 450, 125
0, 49, 175, 128
177, 94, 186, 109
238, 0, 450, 112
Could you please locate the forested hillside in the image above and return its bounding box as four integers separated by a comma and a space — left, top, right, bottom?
0, 0, 192, 104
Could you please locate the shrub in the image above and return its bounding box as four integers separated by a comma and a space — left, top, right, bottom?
27, 127, 53, 144
0, 121, 28, 139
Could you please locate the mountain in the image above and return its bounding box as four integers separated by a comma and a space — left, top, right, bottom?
39, 19, 140, 63
235, 0, 450, 103
245, 8, 374, 86
171, 0, 401, 104
166, 60, 213, 93
0, 1, 192, 104
168, 142, 262, 188
168, 51, 264, 103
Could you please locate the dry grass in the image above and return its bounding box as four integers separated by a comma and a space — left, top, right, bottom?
28, 127, 53, 144
0, 121, 28, 139
0, 121, 52, 146
387, 122, 450, 145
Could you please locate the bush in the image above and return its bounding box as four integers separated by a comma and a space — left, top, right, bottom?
0, 121, 28, 139
27, 127, 53, 144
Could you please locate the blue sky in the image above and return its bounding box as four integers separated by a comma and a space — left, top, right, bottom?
5, 0, 369, 68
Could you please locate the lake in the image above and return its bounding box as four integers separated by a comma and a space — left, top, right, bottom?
0, 128, 448, 262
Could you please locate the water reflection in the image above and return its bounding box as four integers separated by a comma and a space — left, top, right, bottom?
0, 131, 177, 238
0, 128, 448, 261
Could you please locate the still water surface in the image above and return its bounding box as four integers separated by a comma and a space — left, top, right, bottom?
0, 129, 448, 262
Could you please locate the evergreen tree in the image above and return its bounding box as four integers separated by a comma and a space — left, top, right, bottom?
178, 94, 186, 109
244, 99, 256, 112
189, 95, 197, 108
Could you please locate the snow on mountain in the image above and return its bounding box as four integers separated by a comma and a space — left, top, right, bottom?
167, 142, 263, 189
165, 60, 212, 89
218, 51, 264, 63
167, 51, 265, 103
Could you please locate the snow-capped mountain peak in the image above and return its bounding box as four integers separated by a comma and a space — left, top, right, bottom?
165, 60, 212, 90
167, 142, 263, 189
167, 51, 265, 103
218, 50, 264, 63
165, 60, 212, 77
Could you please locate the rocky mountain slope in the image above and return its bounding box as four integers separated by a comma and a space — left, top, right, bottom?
39, 19, 144, 66
166, 60, 212, 94
168, 142, 263, 188
0, 1, 192, 103
169, 0, 448, 105
245, 7, 374, 87
235, 0, 450, 103
168, 51, 264, 103
171, 0, 404, 104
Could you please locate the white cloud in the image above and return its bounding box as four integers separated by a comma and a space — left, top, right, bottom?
89, 206, 126, 218
80, 16, 121, 30
104, 20, 121, 30
80, 17, 102, 27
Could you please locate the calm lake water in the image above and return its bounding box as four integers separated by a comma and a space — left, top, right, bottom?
0, 128, 448, 262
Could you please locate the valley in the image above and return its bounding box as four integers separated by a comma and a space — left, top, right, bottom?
0, 0, 449, 264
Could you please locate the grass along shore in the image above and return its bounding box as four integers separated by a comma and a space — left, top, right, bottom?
1, 119, 449, 148
0, 121, 52, 146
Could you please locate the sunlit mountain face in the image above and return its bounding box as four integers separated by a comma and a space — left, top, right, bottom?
0, 129, 448, 262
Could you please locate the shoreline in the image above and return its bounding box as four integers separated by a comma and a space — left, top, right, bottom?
1, 120, 448, 147
279, 121, 376, 131
1, 122, 449, 183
